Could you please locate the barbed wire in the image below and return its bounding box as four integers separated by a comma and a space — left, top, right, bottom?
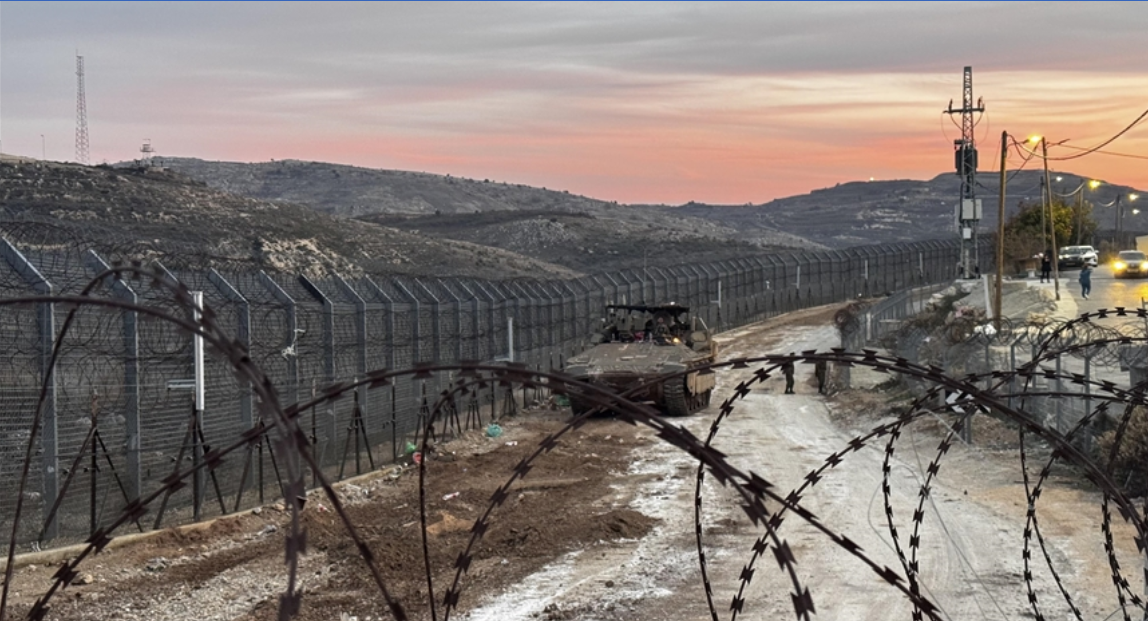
3, 263, 1148, 618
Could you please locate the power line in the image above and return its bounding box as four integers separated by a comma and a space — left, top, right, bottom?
1046, 107, 1148, 161
1056, 143, 1148, 161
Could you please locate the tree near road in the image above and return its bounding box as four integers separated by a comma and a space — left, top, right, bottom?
1002, 197, 1097, 273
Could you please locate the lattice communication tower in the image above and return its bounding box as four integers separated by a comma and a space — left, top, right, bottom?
75, 54, 90, 165
944, 66, 985, 279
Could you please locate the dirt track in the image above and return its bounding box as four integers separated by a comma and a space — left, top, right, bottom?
3, 304, 1139, 620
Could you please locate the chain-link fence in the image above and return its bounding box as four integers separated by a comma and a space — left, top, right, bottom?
0, 228, 989, 547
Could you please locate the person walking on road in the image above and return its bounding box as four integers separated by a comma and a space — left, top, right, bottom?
781, 357, 795, 394
1079, 264, 1092, 299
1040, 251, 1052, 283
814, 359, 828, 395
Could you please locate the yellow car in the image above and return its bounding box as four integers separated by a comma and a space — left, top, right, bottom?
1113, 250, 1147, 279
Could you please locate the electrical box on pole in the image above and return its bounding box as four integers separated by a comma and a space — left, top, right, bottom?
944, 66, 985, 279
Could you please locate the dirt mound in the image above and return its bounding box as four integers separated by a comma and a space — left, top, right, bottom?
1, 413, 657, 621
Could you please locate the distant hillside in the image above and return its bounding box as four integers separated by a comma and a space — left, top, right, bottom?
156, 157, 614, 217
678, 171, 1146, 247
156, 157, 820, 270
0, 155, 577, 280
360, 210, 789, 274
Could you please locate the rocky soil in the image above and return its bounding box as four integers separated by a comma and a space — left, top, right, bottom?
0, 156, 576, 280
1, 411, 656, 621
158, 157, 816, 273
0, 303, 1130, 621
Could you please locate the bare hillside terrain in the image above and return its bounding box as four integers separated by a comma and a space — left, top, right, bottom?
677, 171, 1146, 247
159, 157, 1145, 254
359, 209, 783, 273
0, 156, 576, 280
155, 157, 820, 259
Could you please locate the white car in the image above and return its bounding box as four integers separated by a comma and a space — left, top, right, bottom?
1058, 245, 1098, 269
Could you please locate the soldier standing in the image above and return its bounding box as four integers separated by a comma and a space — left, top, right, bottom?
781, 357, 795, 394
814, 359, 828, 395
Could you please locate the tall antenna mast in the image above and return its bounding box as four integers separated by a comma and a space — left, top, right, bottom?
75, 53, 90, 165
944, 66, 985, 279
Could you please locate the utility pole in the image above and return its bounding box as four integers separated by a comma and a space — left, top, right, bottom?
1041, 138, 1060, 301
995, 131, 1006, 331
1076, 189, 1084, 245
1117, 194, 1124, 248
944, 66, 985, 279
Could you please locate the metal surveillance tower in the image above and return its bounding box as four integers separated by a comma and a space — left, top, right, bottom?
140, 139, 155, 167
75, 54, 90, 165
944, 66, 984, 279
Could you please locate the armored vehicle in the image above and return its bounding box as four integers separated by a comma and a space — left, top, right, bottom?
564, 303, 717, 416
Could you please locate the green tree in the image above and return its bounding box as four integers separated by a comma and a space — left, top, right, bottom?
1002, 197, 1097, 270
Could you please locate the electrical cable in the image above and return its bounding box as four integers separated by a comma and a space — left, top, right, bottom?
1051, 181, 1088, 199
907, 423, 1010, 621
1056, 144, 1148, 161
940, 112, 955, 146
866, 473, 958, 621
1045, 107, 1148, 161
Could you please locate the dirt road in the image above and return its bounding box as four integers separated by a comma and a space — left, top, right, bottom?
2, 304, 1138, 621
464, 305, 1137, 620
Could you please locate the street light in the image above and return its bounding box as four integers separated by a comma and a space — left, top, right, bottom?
1089, 179, 1102, 190
1033, 135, 1061, 300
1117, 190, 1139, 248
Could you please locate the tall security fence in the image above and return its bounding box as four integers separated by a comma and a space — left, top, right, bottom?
0, 229, 989, 547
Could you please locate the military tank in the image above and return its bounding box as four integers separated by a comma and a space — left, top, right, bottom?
564, 303, 717, 416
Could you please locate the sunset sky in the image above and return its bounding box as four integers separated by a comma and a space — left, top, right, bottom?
3, 1, 1145, 204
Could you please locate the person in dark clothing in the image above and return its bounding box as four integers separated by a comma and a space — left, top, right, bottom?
1040, 251, 1052, 283
814, 359, 828, 395
781, 357, 795, 394
1079, 264, 1092, 299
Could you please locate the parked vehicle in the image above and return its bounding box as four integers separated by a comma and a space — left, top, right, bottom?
1113, 250, 1147, 278
1058, 245, 1098, 269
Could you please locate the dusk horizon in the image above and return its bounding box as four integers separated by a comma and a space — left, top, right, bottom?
3, 1, 1145, 205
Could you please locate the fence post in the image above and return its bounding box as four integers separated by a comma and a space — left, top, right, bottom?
362, 277, 399, 460
413, 279, 442, 364
333, 275, 368, 382
454, 280, 482, 361
258, 271, 299, 407
559, 281, 579, 362
207, 269, 252, 426
84, 250, 141, 517
1055, 354, 1063, 433
207, 269, 253, 497
1083, 355, 1093, 454
506, 282, 533, 363
1, 238, 62, 539
299, 276, 336, 385
334, 276, 369, 450
433, 279, 463, 363
471, 280, 499, 361
392, 279, 423, 362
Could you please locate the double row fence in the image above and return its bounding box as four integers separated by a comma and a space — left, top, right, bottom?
0, 231, 990, 547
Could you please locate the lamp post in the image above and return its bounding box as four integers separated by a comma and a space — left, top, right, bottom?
995, 130, 1006, 331
1031, 136, 1060, 301
1129, 196, 1138, 249
40, 134, 45, 160
1121, 193, 1140, 248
